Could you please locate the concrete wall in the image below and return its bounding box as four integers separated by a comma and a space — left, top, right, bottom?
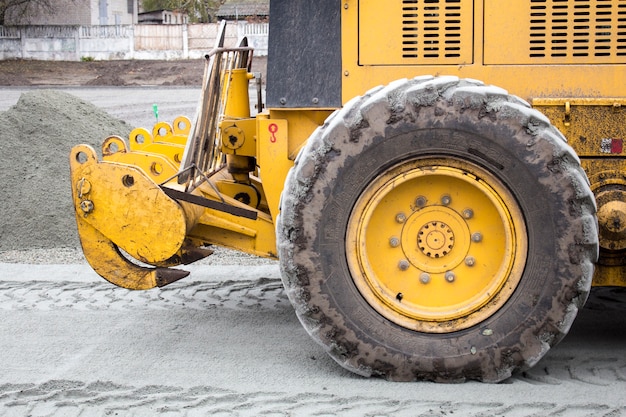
0, 22, 267, 60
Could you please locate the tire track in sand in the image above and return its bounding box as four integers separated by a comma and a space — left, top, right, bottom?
2, 275, 625, 391
1, 380, 624, 417
0, 278, 288, 311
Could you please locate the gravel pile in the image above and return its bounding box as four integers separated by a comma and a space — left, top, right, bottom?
0, 90, 132, 253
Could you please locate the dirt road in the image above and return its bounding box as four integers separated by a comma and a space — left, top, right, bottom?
0, 58, 265, 87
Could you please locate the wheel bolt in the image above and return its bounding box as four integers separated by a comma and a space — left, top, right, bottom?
471, 232, 483, 243
465, 256, 476, 267
441, 195, 451, 206
462, 208, 474, 219
398, 259, 410, 271
80, 200, 94, 214
415, 196, 427, 208
445, 271, 456, 283
396, 212, 407, 224
420, 273, 431, 284
389, 236, 400, 247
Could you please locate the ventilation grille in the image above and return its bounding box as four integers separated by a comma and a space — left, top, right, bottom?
401, 0, 465, 60
529, 0, 626, 59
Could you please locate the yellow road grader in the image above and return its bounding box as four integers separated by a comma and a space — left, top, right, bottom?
69, 1, 626, 382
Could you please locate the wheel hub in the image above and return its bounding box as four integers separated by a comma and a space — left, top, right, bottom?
401, 205, 471, 275
346, 158, 527, 333
418, 221, 454, 258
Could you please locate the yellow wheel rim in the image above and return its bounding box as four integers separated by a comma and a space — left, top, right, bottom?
347, 157, 527, 333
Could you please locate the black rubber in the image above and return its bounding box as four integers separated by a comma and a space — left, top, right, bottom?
276, 77, 598, 382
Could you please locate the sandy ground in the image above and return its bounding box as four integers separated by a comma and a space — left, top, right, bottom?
1, 62, 626, 415
0, 262, 625, 416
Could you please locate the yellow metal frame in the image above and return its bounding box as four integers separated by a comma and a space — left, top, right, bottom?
341, 0, 626, 104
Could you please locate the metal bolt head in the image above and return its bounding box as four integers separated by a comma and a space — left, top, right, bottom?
279, 97, 287, 105
445, 271, 456, 283
415, 196, 427, 208
441, 195, 451, 206
80, 200, 94, 214
419, 273, 431, 284
389, 236, 400, 248
465, 256, 476, 267
398, 259, 410, 271
462, 208, 474, 219
395, 212, 407, 224
471, 232, 483, 243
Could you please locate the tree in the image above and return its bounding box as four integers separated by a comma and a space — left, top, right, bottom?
141, 0, 225, 23
0, 0, 56, 25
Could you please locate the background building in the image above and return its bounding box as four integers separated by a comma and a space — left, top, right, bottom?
4, 0, 138, 25
216, 0, 268, 22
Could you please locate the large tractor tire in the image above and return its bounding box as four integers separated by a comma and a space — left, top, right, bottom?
276, 77, 598, 382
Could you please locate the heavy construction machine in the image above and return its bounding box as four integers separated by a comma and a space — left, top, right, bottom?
69, 0, 626, 382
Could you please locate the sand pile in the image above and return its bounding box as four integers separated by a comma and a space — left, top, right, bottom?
0, 90, 132, 251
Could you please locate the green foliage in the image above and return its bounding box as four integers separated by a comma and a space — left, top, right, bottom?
80, 56, 95, 62
141, 0, 225, 23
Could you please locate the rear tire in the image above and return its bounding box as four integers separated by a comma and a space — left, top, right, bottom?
276, 77, 598, 382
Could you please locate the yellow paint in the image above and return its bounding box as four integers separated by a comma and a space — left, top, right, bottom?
257, 117, 289, 221
101, 136, 180, 183
70, 145, 193, 265
341, 0, 626, 104
219, 118, 257, 157
127, 128, 186, 166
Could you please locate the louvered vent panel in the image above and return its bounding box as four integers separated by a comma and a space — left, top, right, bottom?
359, 0, 473, 65
529, 0, 626, 59
401, 0, 465, 60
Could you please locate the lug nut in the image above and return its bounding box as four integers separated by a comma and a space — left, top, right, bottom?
465, 256, 476, 267
415, 196, 427, 208
80, 200, 94, 214
441, 195, 451, 206
389, 237, 400, 248
398, 259, 410, 271
445, 271, 456, 283
462, 208, 474, 219
396, 212, 407, 224
471, 232, 483, 243
420, 273, 431, 284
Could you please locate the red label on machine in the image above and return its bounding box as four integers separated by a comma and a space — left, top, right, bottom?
600, 138, 623, 154
268, 123, 278, 143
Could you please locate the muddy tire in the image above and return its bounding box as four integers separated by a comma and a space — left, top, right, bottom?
276, 77, 598, 382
